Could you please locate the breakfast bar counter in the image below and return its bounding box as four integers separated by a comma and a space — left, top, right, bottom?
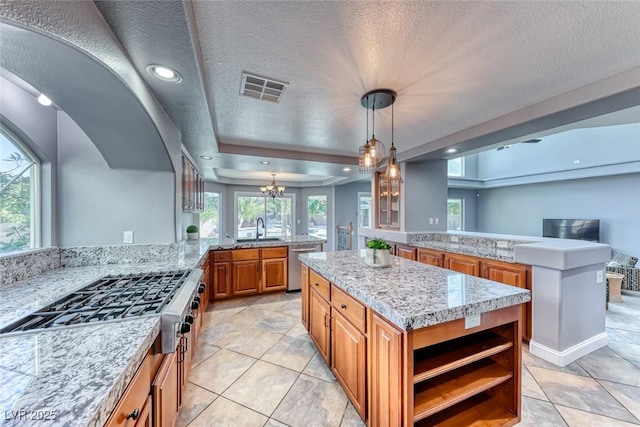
299, 250, 530, 426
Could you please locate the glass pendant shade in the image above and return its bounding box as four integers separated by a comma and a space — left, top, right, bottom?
384, 143, 403, 183
359, 140, 374, 173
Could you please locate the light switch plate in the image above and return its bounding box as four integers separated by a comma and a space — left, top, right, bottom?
596, 270, 604, 283
123, 231, 133, 244
465, 314, 481, 329
451, 236, 459, 243
497, 241, 509, 248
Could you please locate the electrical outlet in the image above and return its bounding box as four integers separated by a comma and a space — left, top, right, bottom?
596, 270, 604, 283
465, 314, 481, 329
451, 236, 459, 243
123, 231, 133, 244
497, 241, 509, 249
435, 218, 439, 225
429, 218, 434, 225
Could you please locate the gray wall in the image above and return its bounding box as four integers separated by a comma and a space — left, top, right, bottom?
477, 173, 640, 253
448, 188, 478, 232
403, 160, 448, 232
57, 112, 175, 247
335, 181, 371, 247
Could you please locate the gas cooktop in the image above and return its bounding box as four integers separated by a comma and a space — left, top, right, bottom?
0, 269, 204, 354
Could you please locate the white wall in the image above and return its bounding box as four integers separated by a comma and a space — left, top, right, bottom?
477, 173, 640, 254
57, 113, 175, 246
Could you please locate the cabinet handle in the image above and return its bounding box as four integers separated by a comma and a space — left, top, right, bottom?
340, 304, 347, 309
314, 282, 320, 287
324, 313, 330, 327
126, 408, 140, 421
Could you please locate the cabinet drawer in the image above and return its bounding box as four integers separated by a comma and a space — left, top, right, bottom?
232, 249, 260, 261
262, 247, 287, 259
309, 269, 330, 301
106, 356, 151, 427
331, 285, 366, 333
211, 250, 231, 263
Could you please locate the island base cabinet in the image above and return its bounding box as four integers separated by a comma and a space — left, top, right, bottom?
369, 312, 404, 427
332, 310, 367, 419
106, 356, 151, 427
301, 265, 309, 330
152, 352, 179, 427
309, 288, 331, 364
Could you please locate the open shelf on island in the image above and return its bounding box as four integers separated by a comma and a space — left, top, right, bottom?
414, 331, 513, 383
413, 358, 513, 422
415, 391, 518, 427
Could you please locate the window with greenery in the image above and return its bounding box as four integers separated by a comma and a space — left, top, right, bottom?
448, 158, 464, 177
447, 198, 464, 231
307, 195, 327, 239
358, 193, 371, 228
1, 129, 38, 253
200, 192, 220, 238
235, 192, 294, 239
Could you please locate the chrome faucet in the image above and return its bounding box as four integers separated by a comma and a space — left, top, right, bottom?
256, 217, 265, 240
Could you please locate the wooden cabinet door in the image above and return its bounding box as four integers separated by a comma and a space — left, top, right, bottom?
481, 260, 532, 342
232, 260, 260, 296
332, 310, 367, 419
444, 253, 480, 276
395, 245, 416, 261
152, 352, 179, 427
135, 397, 152, 427
211, 262, 232, 300
417, 248, 444, 267
369, 312, 403, 427
301, 264, 310, 331
309, 288, 331, 364
261, 257, 288, 292
106, 357, 151, 427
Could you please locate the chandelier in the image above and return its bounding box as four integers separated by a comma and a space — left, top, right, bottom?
358, 89, 402, 182
260, 174, 285, 199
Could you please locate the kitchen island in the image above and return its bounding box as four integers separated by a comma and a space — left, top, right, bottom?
300, 250, 531, 426
0, 235, 325, 426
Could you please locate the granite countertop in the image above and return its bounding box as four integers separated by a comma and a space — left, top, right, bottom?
0, 255, 208, 427
300, 250, 530, 331
411, 240, 517, 262
199, 235, 326, 251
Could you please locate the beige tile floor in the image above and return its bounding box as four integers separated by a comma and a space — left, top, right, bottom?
178, 290, 640, 426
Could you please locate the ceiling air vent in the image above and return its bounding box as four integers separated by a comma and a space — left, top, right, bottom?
240, 72, 288, 103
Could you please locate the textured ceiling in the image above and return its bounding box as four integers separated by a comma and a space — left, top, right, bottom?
2, 1, 639, 185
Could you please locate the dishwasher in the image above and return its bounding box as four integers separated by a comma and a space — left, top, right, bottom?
288, 244, 323, 291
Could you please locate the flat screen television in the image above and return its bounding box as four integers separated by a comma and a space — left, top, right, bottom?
542, 219, 600, 243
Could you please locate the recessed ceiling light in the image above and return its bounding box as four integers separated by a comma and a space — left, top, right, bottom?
445, 148, 458, 154
200, 156, 213, 160
260, 161, 270, 165
37, 94, 52, 106
146, 64, 183, 83
343, 167, 352, 172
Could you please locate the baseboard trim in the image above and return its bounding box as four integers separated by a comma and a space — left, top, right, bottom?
530, 332, 608, 367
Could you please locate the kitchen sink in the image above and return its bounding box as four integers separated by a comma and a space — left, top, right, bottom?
236, 237, 283, 243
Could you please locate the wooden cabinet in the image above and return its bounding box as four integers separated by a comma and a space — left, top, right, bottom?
444, 253, 480, 276
261, 247, 288, 293
106, 356, 151, 427
417, 248, 444, 268
481, 259, 532, 342
376, 171, 401, 230
232, 260, 260, 296
211, 262, 232, 300
152, 352, 179, 427
181, 153, 204, 213
309, 287, 331, 364
332, 310, 367, 419
301, 264, 310, 331
369, 312, 403, 427
395, 244, 417, 261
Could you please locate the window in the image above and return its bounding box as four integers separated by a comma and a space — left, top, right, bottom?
307, 195, 327, 239
358, 192, 371, 228
0, 128, 39, 253
235, 192, 295, 239
448, 158, 464, 177
447, 198, 464, 231
200, 192, 220, 238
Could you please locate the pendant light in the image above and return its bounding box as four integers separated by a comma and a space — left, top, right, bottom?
359, 101, 374, 173
260, 174, 285, 199
384, 101, 403, 183
367, 102, 385, 164
359, 90, 395, 173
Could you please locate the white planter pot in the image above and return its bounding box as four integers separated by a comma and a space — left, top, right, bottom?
365, 248, 391, 268
187, 232, 199, 240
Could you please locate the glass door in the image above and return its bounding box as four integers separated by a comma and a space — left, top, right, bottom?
307, 195, 327, 240
301, 188, 333, 251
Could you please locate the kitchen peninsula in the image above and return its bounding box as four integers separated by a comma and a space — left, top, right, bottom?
300, 250, 531, 426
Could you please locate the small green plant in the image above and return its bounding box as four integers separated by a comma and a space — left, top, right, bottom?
366, 237, 391, 250
186, 225, 199, 233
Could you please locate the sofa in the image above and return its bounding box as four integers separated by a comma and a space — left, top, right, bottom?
606, 250, 640, 291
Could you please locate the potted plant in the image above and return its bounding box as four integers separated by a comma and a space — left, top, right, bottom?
186, 225, 199, 240
365, 237, 392, 267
